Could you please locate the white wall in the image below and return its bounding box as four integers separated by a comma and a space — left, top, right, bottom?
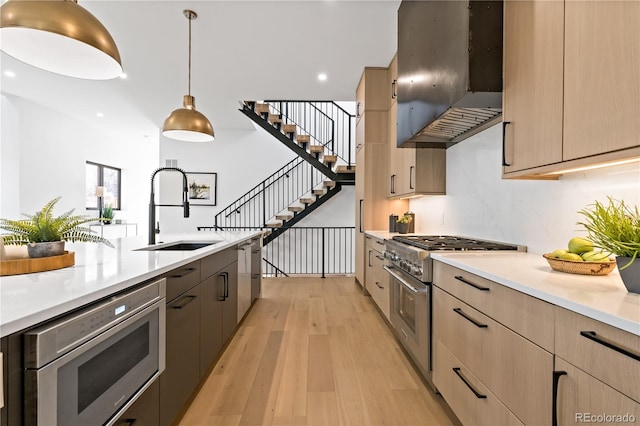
157, 127, 299, 234
0, 95, 158, 229
409, 123, 640, 255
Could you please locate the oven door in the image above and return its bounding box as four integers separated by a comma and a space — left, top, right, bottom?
25, 298, 165, 426
384, 265, 431, 382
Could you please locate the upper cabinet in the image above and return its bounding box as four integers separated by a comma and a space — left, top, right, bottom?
356, 67, 389, 152
387, 54, 446, 198
502, 0, 640, 178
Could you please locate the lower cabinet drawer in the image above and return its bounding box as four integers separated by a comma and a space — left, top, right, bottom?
434, 287, 552, 425
555, 307, 640, 402
368, 269, 390, 321
434, 339, 523, 426
555, 357, 640, 425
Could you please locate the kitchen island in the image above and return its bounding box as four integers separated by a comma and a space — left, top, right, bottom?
1, 229, 263, 426
0, 229, 262, 338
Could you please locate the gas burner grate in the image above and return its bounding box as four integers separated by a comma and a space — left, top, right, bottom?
392, 235, 519, 251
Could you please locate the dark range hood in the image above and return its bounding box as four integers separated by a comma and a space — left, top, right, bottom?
397, 1, 503, 148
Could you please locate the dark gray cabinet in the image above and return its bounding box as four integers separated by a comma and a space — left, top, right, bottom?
115, 380, 160, 426
160, 284, 201, 426
221, 263, 238, 345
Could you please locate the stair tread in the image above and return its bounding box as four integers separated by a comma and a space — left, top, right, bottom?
255, 103, 270, 113
300, 196, 315, 204
336, 165, 355, 173
282, 124, 296, 133
275, 212, 294, 220
323, 180, 336, 188
266, 220, 283, 228
323, 155, 337, 164
288, 205, 304, 212
296, 134, 311, 143
312, 188, 326, 195
268, 114, 282, 124
309, 145, 324, 153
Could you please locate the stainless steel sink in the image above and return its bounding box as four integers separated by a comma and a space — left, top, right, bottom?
136, 241, 218, 251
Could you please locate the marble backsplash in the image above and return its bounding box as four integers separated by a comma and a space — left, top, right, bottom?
409, 124, 640, 255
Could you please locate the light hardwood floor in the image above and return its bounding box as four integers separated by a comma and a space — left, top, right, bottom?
178, 276, 455, 426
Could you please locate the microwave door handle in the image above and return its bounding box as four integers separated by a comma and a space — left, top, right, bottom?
383, 266, 424, 294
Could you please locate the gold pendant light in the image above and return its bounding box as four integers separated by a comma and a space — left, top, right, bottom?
162, 10, 214, 142
0, 0, 122, 80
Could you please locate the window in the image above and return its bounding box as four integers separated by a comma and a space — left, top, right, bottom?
86, 161, 121, 210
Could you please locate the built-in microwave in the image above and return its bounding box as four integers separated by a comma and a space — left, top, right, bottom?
23, 278, 166, 426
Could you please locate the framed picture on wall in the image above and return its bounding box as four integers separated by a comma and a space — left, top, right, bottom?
186, 172, 217, 206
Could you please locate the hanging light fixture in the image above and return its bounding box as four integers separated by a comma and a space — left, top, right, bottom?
162, 10, 214, 142
0, 0, 122, 80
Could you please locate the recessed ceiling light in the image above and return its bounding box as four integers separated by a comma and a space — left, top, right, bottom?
4, 70, 16, 77
96, 112, 104, 118
318, 73, 327, 81
120, 72, 127, 79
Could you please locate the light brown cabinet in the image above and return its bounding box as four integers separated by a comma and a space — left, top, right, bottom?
503, 0, 640, 178
364, 234, 390, 321
433, 285, 553, 425
355, 67, 407, 287
387, 54, 446, 198
554, 307, 640, 424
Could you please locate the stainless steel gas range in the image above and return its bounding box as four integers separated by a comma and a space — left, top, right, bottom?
383, 235, 525, 390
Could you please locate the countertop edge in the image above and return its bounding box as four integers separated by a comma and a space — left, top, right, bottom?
0, 231, 262, 338
431, 253, 640, 337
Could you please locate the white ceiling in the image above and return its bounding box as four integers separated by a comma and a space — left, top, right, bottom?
0, 0, 401, 139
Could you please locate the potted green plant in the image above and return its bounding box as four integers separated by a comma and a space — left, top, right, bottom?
0, 197, 114, 258
577, 197, 640, 293
101, 205, 115, 225
396, 214, 413, 234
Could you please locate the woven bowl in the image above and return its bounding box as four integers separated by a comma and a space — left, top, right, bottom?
543, 253, 616, 276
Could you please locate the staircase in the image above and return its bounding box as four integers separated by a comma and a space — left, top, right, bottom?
213, 100, 356, 246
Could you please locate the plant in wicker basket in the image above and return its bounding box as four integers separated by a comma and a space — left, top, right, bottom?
0, 197, 114, 258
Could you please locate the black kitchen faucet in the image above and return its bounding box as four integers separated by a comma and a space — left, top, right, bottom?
148, 167, 190, 245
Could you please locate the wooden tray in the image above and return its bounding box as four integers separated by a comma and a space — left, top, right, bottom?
0, 251, 75, 276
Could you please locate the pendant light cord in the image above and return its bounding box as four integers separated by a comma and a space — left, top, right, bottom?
188, 13, 192, 97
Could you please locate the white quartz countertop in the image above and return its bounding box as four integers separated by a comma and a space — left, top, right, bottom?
431, 252, 640, 336
0, 230, 262, 337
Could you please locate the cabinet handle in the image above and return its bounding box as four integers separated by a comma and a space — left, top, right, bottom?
579, 331, 640, 361
502, 121, 511, 167
375, 240, 385, 246
218, 272, 229, 302
251, 274, 261, 279
552, 370, 567, 426
366, 236, 372, 240
223, 272, 229, 299
170, 267, 197, 278
359, 199, 364, 233
368, 250, 373, 267
452, 368, 486, 399
453, 308, 488, 328
454, 275, 490, 291
391, 79, 397, 99
119, 419, 137, 426
409, 166, 414, 190
375, 255, 384, 260
356, 101, 362, 118
170, 295, 197, 309
375, 281, 384, 289
390, 174, 396, 194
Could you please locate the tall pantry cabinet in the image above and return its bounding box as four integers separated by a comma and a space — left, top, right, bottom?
355, 67, 407, 286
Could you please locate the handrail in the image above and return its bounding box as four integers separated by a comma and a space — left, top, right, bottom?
261, 100, 354, 167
